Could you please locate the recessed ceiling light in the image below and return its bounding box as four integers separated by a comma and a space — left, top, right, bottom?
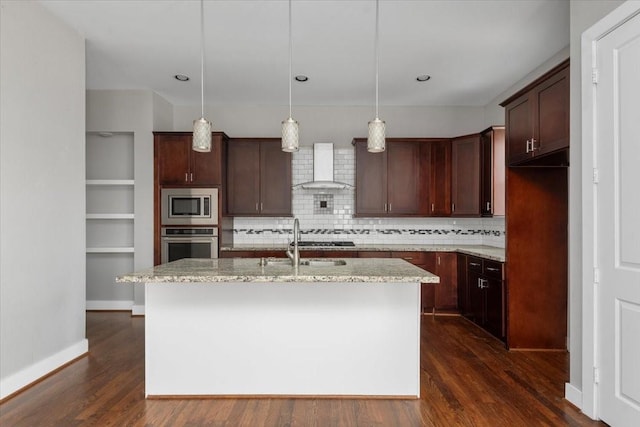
416, 75, 431, 82
174, 74, 190, 82
295, 75, 309, 82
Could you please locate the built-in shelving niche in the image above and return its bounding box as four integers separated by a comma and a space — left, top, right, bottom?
85, 132, 135, 310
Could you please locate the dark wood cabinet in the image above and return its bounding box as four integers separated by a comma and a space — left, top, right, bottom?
451, 134, 481, 216
464, 256, 505, 341
353, 139, 420, 216
480, 126, 505, 216
154, 132, 227, 186
391, 251, 456, 313
226, 138, 291, 216
424, 140, 452, 216
502, 60, 569, 167
456, 253, 470, 317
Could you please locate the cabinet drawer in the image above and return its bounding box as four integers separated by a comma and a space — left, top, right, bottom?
467, 256, 483, 273
483, 260, 503, 280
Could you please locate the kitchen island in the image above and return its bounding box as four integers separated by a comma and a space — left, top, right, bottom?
117, 258, 438, 398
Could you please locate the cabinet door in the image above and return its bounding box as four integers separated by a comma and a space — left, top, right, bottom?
421, 253, 437, 313
534, 66, 569, 157
467, 257, 484, 324
481, 127, 505, 216
226, 140, 260, 215
190, 134, 222, 185
484, 276, 504, 339
259, 140, 292, 215
156, 134, 190, 185
434, 252, 457, 310
505, 93, 533, 166
428, 141, 452, 216
457, 254, 469, 316
355, 140, 387, 215
387, 141, 420, 215
451, 135, 480, 216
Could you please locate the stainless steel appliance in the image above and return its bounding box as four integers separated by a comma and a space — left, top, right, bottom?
161, 227, 218, 263
161, 188, 218, 226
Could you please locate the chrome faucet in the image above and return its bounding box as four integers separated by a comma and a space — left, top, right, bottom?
286, 218, 300, 266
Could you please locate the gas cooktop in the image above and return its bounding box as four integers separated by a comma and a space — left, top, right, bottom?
293, 241, 356, 247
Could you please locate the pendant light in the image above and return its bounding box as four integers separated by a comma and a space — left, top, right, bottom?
282, 0, 299, 152
193, 0, 212, 152
367, 0, 385, 153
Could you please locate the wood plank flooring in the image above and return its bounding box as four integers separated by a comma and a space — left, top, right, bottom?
0, 312, 604, 426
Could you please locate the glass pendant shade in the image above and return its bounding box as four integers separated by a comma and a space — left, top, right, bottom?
192, 117, 212, 152
282, 117, 299, 152
367, 118, 386, 152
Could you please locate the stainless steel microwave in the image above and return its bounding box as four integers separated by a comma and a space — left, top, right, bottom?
161, 188, 218, 226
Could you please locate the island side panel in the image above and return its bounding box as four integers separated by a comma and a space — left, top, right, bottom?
144, 281, 420, 397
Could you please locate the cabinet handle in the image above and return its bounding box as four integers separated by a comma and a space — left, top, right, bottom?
452, 203, 455, 213
261, 202, 263, 211
531, 138, 538, 152
470, 262, 481, 267
403, 257, 413, 260
486, 267, 500, 272
486, 202, 491, 212
478, 278, 488, 289
255, 203, 259, 211
431, 203, 435, 212
437, 256, 441, 265
389, 203, 392, 212
525, 139, 532, 153
185, 173, 188, 182
190, 173, 193, 182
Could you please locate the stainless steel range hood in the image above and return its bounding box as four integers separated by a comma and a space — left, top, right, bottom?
299, 143, 351, 190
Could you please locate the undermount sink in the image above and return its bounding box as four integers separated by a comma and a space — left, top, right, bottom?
301, 259, 347, 267
259, 258, 346, 267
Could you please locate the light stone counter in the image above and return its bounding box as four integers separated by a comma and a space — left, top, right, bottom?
117, 257, 438, 284
221, 244, 506, 262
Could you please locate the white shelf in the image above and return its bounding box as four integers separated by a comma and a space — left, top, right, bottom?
86, 247, 135, 254
86, 179, 135, 186
86, 213, 134, 220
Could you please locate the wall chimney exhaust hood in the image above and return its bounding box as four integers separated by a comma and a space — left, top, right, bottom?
298, 143, 351, 190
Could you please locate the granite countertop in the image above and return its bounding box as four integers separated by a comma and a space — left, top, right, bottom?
221, 244, 505, 262
117, 258, 439, 284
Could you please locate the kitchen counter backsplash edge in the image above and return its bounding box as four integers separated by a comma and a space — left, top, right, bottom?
221, 244, 505, 263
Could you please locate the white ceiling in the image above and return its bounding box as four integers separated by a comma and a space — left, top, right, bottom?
39, 0, 569, 107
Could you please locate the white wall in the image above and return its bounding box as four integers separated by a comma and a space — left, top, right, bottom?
173, 105, 486, 145
566, 0, 625, 406
86, 90, 165, 315
0, 0, 87, 399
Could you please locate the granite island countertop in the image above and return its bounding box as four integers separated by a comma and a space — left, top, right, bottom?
117, 258, 439, 284
221, 244, 505, 262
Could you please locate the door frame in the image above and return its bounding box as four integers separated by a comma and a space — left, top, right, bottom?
580, 0, 640, 419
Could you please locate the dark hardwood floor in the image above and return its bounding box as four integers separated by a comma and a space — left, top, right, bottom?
0, 312, 604, 426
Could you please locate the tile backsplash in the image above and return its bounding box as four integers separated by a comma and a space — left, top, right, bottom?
231, 146, 505, 248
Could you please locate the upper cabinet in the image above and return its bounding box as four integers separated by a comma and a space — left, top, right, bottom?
451, 134, 481, 217
226, 138, 292, 216
480, 126, 505, 216
154, 132, 228, 186
501, 60, 569, 167
424, 140, 452, 217
353, 138, 421, 216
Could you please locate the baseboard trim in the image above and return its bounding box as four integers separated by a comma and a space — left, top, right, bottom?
0, 339, 88, 400
86, 300, 133, 311
131, 304, 145, 316
564, 382, 582, 410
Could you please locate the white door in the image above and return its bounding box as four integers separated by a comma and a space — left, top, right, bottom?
595, 9, 640, 427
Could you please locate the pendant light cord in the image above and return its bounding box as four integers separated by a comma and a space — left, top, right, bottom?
288, 0, 292, 119
375, 0, 379, 119
200, 0, 205, 118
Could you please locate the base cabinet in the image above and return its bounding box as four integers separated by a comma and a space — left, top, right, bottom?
464, 256, 505, 342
